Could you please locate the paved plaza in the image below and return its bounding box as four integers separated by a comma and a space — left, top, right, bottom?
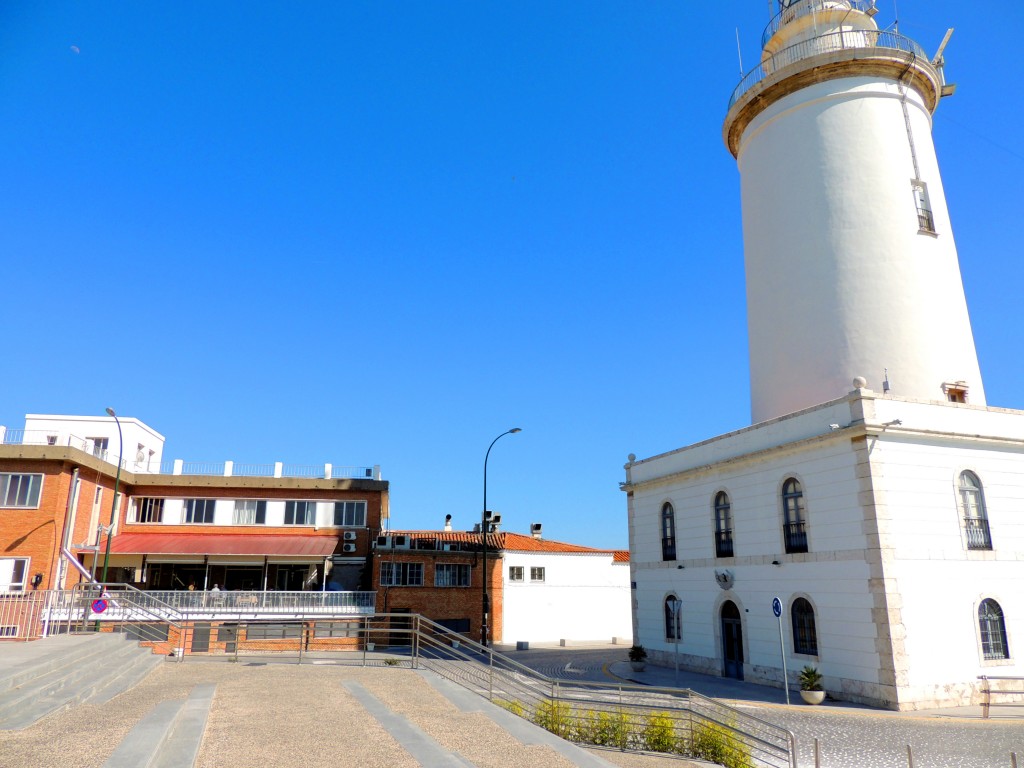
0, 640, 1020, 767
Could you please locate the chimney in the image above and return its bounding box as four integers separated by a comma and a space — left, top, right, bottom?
530, 522, 542, 539
444, 514, 452, 532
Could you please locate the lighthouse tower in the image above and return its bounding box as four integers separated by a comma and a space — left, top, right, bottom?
724, 0, 985, 424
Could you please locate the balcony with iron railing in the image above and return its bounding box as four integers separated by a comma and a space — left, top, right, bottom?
715, 529, 734, 558
964, 516, 993, 551
728, 29, 931, 112
761, 0, 878, 48
783, 521, 809, 554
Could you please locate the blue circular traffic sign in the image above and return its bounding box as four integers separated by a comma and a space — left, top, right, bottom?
772, 597, 782, 618
91, 599, 108, 614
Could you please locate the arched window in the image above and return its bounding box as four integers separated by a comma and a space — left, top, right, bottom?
781, 478, 808, 553
714, 491, 733, 558
661, 502, 676, 561
979, 599, 1010, 660
791, 597, 818, 656
959, 471, 992, 550
665, 595, 681, 641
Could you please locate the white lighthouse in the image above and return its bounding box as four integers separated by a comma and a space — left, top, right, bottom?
724, 0, 985, 424
624, 0, 1023, 713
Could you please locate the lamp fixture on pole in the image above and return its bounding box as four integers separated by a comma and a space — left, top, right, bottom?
481, 427, 521, 647
99, 407, 123, 585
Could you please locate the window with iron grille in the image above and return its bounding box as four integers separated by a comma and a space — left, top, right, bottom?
791, 597, 818, 655
530, 567, 545, 582
435, 563, 471, 588
509, 566, 524, 582
958, 471, 992, 551
184, 499, 216, 524
714, 491, 734, 558
133, 498, 164, 524
379, 562, 423, 587
782, 478, 808, 554
912, 180, 935, 233
661, 502, 676, 561
0, 474, 43, 509
979, 599, 1010, 660
333, 500, 367, 527
284, 500, 316, 526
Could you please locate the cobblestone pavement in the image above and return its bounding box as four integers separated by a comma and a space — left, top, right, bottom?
500, 644, 1024, 768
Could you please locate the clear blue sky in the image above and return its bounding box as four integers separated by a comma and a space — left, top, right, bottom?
2, 1, 1022, 549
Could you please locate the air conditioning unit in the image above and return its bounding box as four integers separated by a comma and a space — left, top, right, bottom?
343, 531, 357, 541
393, 535, 409, 549
342, 543, 357, 553
376, 535, 390, 548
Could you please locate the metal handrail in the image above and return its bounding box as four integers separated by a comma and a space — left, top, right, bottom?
761, 0, 877, 48
978, 675, 1024, 719
410, 615, 797, 767
728, 29, 930, 111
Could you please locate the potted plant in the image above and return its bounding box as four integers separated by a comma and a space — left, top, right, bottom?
798, 665, 825, 704
628, 644, 648, 672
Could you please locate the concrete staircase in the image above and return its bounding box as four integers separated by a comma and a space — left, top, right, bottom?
0, 633, 164, 730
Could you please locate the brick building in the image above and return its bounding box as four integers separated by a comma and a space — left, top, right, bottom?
373, 527, 631, 646
0, 414, 388, 595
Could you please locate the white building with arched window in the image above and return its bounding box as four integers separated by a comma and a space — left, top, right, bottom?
623, 0, 1022, 711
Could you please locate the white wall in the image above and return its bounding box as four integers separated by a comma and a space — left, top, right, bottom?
501, 551, 632, 645
25, 414, 165, 472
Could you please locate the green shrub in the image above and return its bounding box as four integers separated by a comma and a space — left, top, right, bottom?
383, 658, 401, 666
495, 698, 525, 718
574, 709, 634, 749
533, 700, 573, 738
690, 720, 754, 768
640, 711, 681, 754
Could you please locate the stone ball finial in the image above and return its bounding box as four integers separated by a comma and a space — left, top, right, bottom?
853, 376, 868, 389
627, 453, 636, 463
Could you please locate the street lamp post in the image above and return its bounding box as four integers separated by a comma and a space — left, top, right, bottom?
99, 407, 123, 585
481, 427, 521, 647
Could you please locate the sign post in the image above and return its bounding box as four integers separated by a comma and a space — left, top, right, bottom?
773, 596, 790, 705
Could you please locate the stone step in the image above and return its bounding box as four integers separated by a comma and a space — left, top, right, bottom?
0, 634, 160, 729
0, 633, 125, 693
102, 683, 215, 768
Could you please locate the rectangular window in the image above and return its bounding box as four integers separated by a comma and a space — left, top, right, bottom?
912, 180, 935, 233
133, 498, 164, 524
184, 499, 216, 524
509, 566, 524, 582
88, 437, 109, 458
284, 500, 316, 526
233, 500, 266, 526
333, 501, 367, 527
0, 474, 43, 508
379, 562, 424, 587
530, 567, 545, 582
0, 558, 29, 592
246, 623, 302, 640
437, 618, 470, 634
314, 620, 360, 638
435, 563, 471, 588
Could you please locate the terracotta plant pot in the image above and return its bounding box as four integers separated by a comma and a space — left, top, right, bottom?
800, 689, 825, 705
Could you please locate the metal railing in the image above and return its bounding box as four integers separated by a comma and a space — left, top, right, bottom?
137, 590, 376, 614
728, 29, 930, 111
716, 530, 735, 558
410, 616, 797, 767
0, 591, 54, 640
978, 676, 1024, 719
57, 584, 189, 657
965, 517, 993, 550
761, 0, 877, 48
783, 522, 808, 554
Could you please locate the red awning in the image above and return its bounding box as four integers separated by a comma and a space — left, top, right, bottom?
99, 533, 340, 557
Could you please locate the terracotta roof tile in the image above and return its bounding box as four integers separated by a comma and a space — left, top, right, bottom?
387, 529, 626, 557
